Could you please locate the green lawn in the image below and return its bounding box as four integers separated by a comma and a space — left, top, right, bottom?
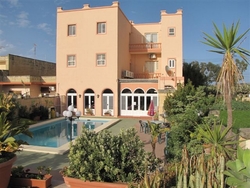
220, 110, 250, 131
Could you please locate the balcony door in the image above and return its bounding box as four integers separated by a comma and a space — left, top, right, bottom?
145, 33, 157, 43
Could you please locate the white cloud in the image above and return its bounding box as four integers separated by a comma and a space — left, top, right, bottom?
37, 23, 52, 35
0, 40, 14, 55
17, 11, 29, 27
7, 0, 19, 7
0, 14, 7, 24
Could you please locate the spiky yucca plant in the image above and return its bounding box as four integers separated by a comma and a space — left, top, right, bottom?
202, 21, 250, 137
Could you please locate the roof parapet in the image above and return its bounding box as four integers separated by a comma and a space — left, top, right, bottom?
176, 9, 183, 15
83, 4, 90, 9
112, 1, 119, 6
57, 7, 63, 12
161, 9, 183, 15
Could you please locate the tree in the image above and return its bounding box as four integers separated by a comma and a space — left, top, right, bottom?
235, 58, 248, 80
163, 82, 216, 160
202, 21, 250, 137
183, 61, 207, 87
200, 61, 221, 85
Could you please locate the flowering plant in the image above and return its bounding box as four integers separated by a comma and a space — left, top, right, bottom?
11, 165, 52, 180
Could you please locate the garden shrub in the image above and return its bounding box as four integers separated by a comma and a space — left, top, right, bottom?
62, 128, 146, 183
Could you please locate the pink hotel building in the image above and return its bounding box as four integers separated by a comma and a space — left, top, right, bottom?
56, 1, 184, 117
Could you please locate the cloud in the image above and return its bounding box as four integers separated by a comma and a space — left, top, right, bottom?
37, 23, 52, 35
7, 0, 19, 7
0, 14, 7, 24
0, 40, 14, 55
17, 11, 29, 27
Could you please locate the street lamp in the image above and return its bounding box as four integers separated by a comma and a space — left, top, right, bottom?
63, 105, 81, 141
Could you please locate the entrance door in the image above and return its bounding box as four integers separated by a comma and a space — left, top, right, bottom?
84, 89, 95, 115
102, 89, 113, 115
67, 89, 77, 108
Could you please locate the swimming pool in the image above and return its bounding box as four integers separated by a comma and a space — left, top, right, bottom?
17, 117, 120, 154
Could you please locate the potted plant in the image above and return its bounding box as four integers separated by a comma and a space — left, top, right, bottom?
104, 109, 112, 116
0, 93, 32, 188
85, 108, 94, 116
9, 165, 52, 188
60, 127, 146, 187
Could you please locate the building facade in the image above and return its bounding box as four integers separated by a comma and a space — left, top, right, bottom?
0, 54, 56, 98
56, 1, 184, 117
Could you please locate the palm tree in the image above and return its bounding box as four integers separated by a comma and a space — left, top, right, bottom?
202, 21, 250, 137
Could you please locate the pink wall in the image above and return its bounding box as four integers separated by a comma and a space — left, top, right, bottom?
56, 2, 183, 117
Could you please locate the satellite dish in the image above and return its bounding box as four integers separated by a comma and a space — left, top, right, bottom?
165, 65, 174, 77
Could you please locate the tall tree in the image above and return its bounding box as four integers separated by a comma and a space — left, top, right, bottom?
235, 58, 248, 80
200, 62, 221, 85
183, 61, 207, 87
202, 21, 250, 137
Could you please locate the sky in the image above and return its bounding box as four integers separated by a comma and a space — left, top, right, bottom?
0, 0, 250, 81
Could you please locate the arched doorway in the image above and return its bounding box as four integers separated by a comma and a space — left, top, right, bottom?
120, 88, 132, 116
102, 89, 114, 115
84, 89, 95, 115
120, 87, 158, 116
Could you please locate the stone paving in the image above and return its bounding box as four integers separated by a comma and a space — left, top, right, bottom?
12, 117, 167, 188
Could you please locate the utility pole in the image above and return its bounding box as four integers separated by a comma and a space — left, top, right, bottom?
33, 44, 36, 64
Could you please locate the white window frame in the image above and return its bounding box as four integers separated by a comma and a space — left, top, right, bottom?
168, 59, 175, 68
97, 54, 106, 66
68, 25, 76, 36
168, 28, 175, 36
97, 22, 106, 34
144, 61, 158, 73
67, 55, 76, 67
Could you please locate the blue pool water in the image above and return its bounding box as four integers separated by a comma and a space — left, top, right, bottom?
15, 118, 108, 148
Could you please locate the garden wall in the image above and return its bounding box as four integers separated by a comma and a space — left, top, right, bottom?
17, 96, 64, 117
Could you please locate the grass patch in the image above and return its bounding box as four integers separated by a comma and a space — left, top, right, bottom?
220, 110, 250, 131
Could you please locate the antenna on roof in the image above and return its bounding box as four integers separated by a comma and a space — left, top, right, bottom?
33, 44, 36, 66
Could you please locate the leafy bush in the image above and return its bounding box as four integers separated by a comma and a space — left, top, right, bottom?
61, 128, 146, 183
18, 104, 49, 121
29, 104, 48, 120
18, 106, 30, 119
164, 83, 216, 161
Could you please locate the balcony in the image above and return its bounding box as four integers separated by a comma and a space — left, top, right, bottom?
134, 72, 161, 79
129, 43, 161, 53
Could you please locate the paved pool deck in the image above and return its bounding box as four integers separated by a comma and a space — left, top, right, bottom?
12, 117, 167, 188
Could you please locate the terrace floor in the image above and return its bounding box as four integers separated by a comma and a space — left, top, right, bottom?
11, 117, 167, 188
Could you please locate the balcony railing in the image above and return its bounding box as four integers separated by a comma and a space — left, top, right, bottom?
134, 72, 161, 79
129, 43, 161, 53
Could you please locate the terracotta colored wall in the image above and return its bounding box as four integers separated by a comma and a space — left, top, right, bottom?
56, 2, 122, 116
56, 2, 183, 116
160, 10, 183, 82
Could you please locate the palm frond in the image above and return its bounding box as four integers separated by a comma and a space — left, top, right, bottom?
231, 28, 250, 47
202, 33, 224, 50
